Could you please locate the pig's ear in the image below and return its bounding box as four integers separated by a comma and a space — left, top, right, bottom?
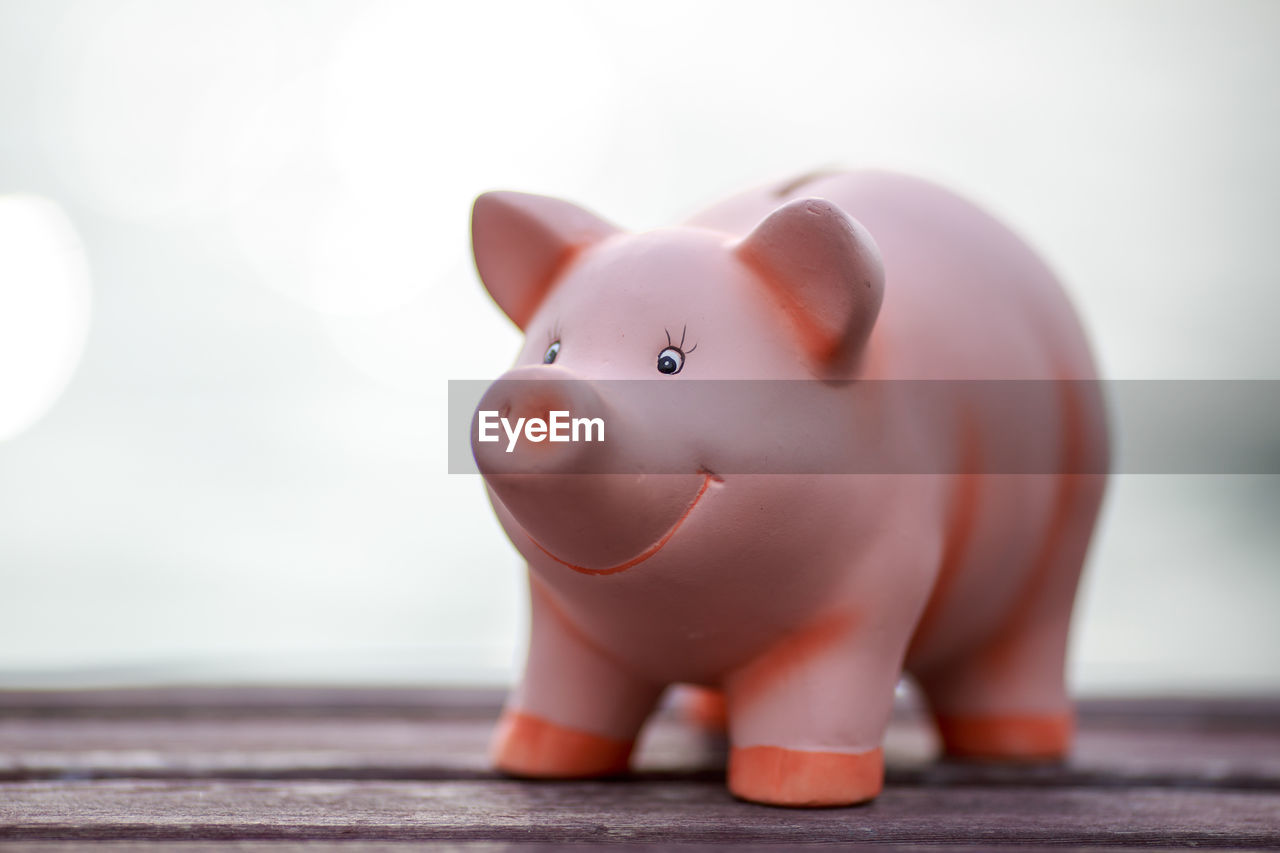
471, 191, 619, 330
735, 198, 885, 368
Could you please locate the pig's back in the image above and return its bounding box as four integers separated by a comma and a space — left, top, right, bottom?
685, 169, 1099, 382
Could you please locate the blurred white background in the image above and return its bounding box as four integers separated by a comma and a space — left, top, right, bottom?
0, 0, 1276, 693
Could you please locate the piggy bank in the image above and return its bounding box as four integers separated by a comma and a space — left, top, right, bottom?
468, 170, 1108, 807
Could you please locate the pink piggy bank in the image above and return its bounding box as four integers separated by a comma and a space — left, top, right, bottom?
468, 170, 1108, 807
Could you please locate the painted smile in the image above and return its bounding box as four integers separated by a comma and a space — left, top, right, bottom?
526, 470, 719, 576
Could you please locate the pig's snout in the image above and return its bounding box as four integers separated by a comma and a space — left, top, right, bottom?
471, 368, 608, 477
473, 367, 708, 571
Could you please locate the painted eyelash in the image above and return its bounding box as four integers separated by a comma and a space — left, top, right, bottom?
665, 325, 697, 354
547, 321, 562, 343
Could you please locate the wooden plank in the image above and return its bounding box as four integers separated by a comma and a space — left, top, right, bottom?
1, 846, 1267, 853
2, 688, 1276, 725
0, 688, 507, 719
2, 710, 1277, 790
0, 779, 1277, 846
0, 714, 723, 782
1, 691, 1276, 846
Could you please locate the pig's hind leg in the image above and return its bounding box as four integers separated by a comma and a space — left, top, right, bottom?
916, 471, 1107, 761
674, 684, 729, 731
491, 572, 664, 779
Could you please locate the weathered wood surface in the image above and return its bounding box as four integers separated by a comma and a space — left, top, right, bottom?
0, 689, 1277, 848
2, 779, 1277, 846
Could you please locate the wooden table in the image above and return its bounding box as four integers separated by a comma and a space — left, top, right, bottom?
1, 688, 1277, 849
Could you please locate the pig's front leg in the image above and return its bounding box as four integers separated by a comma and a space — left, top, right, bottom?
722, 612, 898, 806
722, 545, 935, 807
491, 571, 664, 779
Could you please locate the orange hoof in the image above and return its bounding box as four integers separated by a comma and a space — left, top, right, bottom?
935, 710, 1074, 760
728, 745, 884, 807
490, 709, 633, 778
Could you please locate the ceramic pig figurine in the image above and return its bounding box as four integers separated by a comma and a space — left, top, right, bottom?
468, 170, 1108, 807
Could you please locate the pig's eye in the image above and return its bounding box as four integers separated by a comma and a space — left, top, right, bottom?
656, 346, 684, 375
543, 341, 560, 364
